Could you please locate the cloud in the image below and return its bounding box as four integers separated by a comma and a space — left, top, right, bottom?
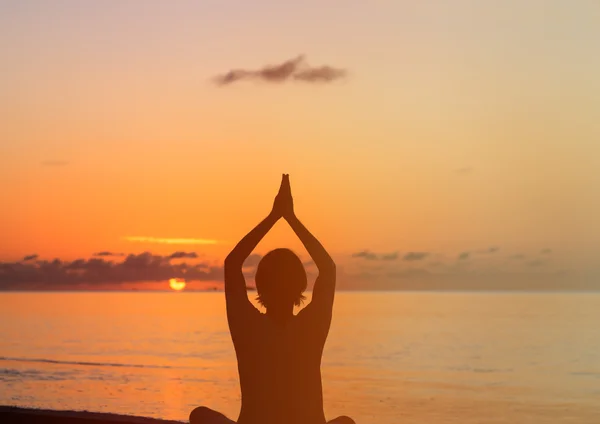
93, 251, 125, 257
509, 254, 526, 260
403, 252, 429, 261
41, 160, 69, 167
458, 252, 470, 260
214, 55, 346, 86
0, 252, 224, 289
124, 236, 217, 245
352, 250, 378, 260
168, 251, 198, 260
540, 248, 553, 254
23, 254, 39, 261
477, 247, 499, 254
293, 66, 346, 82
352, 250, 399, 261
1, 250, 592, 292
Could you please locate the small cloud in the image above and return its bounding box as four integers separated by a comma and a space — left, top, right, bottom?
477, 247, 499, 254
352, 250, 399, 261
214, 55, 346, 86
381, 252, 399, 261
168, 251, 198, 260
124, 236, 217, 245
403, 252, 429, 261
458, 252, 470, 261
93, 251, 125, 257
527, 260, 545, 267
454, 167, 474, 175
509, 254, 526, 260
41, 160, 69, 167
540, 248, 553, 254
23, 254, 39, 261
293, 66, 346, 83
352, 250, 379, 261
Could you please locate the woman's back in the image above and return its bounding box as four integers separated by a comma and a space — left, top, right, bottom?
232, 308, 329, 424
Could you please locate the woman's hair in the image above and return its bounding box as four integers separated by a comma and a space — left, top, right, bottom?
255, 248, 307, 308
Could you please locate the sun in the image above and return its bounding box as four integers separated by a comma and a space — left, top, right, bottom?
169, 278, 186, 291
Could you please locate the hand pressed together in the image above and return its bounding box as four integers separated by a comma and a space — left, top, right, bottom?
271, 174, 295, 220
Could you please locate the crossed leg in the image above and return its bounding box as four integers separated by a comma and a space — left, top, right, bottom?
328, 416, 356, 424
189, 407, 235, 424
189, 407, 355, 424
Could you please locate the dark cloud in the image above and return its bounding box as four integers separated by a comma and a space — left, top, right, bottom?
93, 251, 125, 257
23, 254, 39, 262
509, 254, 526, 260
352, 250, 378, 261
352, 250, 399, 261
477, 247, 499, 254
0, 252, 224, 289
41, 160, 69, 167
403, 252, 429, 261
293, 66, 346, 83
458, 252, 470, 260
168, 251, 198, 259
527, 260, 545, 267
541, 249, 553, 254
214, 55, 346, 86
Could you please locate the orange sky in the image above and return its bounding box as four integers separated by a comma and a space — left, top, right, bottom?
1, 1, 599, 289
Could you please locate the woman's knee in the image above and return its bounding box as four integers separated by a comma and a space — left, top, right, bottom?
189, 407, 232, 424
189, 406, 213, 423
329, 416, 356, 424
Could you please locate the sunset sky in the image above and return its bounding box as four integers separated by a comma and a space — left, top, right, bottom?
1, 1, 599, 290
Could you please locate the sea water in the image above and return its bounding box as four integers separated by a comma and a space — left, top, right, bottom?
1, 292, 599, 423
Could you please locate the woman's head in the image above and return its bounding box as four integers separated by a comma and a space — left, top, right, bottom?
255, 248, 307, 309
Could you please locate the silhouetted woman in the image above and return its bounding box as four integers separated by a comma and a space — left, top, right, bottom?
190, 174, 354, 424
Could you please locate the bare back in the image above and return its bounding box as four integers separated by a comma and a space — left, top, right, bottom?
227, 299, 332, 424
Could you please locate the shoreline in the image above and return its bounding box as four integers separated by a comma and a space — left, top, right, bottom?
0, 406, 185, 424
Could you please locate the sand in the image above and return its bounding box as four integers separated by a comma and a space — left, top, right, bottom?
0, 407, 185, 424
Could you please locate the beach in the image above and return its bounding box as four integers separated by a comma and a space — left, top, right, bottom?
0, 407, 184, 424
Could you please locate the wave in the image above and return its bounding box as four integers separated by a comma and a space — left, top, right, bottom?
0, 356, 176, 370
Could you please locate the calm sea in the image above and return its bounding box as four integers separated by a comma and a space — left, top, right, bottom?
1, 292, 599, 423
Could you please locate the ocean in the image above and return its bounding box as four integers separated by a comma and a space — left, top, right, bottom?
1, 292, 599, 423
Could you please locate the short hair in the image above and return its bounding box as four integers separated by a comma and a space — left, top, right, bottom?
255, 248, 307, 308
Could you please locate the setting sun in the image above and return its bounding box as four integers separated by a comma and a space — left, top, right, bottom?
169, 278, 186, 291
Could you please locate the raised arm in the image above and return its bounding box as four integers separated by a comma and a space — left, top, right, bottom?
224, 176, 288, 310
280, 175, 336, 310
287, 215, 336, 306
224, 213, 278, 298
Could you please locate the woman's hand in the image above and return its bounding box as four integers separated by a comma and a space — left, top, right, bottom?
271, 174, 294, 219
